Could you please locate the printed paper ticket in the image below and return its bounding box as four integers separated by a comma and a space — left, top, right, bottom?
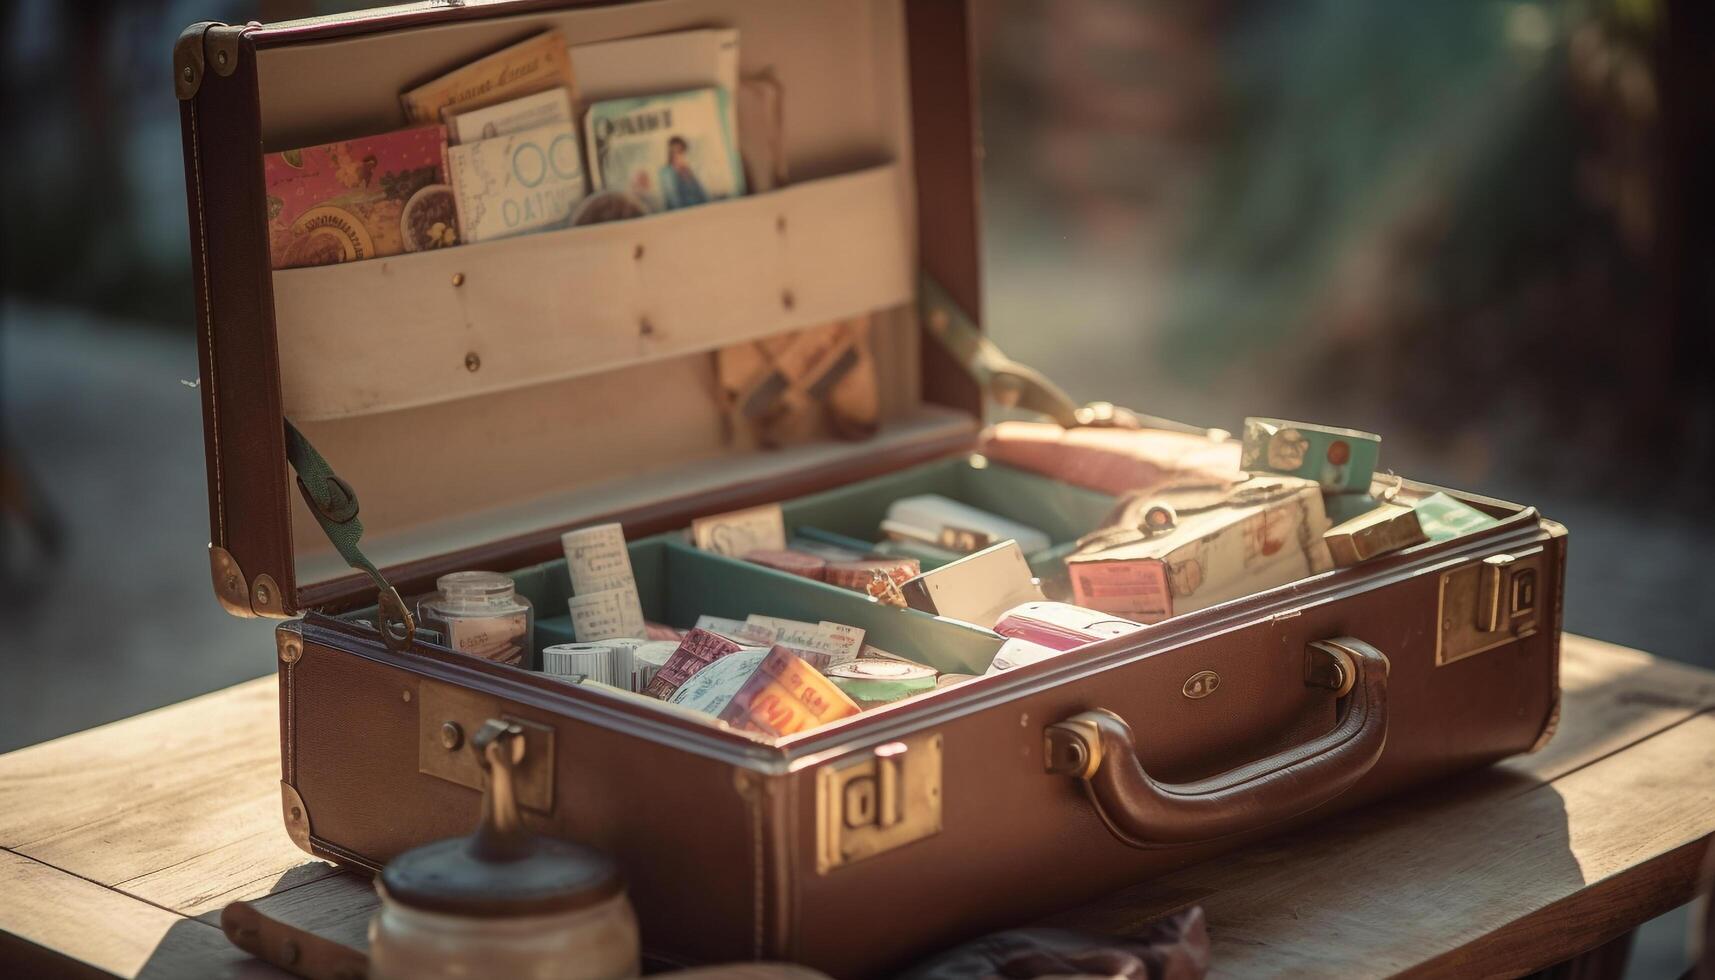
746, 615, 819, 648
691, 504, 787, 557
718, 646, 859, 738
444, 612, 528, 665
666, 650, 768, 714
567, 585, 646, 642
561, 523, 637, 595
642, 628, 744, 700
401, 30, 575, 126
694, 615, 775, 645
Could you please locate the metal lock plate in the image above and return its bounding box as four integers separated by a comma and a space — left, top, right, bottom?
418, 678, 555, 813
1436, 547, 1544, 666
816, 732, 942, 874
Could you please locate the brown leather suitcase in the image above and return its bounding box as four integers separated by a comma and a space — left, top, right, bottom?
175, 2, 1566, 976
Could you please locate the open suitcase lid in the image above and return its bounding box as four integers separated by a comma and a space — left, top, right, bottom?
177, 0, 997, 617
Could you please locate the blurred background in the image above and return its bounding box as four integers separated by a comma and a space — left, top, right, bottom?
0, 0, 1710, 971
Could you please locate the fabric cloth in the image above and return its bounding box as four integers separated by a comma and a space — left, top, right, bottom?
978, 422, 1244, 499
897, 907, 1210, 980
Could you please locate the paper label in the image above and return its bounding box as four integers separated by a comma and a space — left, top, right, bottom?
1068, 560, 1173, 623
443, 612, 528, 665
691, 504, 787, 556
567, 585, 646, 642
561, 523, 637, 595
448, 122, 587, 243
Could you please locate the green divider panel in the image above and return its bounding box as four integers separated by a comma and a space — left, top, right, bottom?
658, 542, 1001, 675
522, 537, 1001, 675
779, 457, 1116, 574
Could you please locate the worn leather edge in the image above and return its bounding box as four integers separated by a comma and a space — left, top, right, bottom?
905, 0, 984, 422
181, 23, 298, 618
1528, 518, 1570, 753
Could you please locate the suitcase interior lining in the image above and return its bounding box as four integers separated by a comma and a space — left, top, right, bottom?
251, 0, 946, 594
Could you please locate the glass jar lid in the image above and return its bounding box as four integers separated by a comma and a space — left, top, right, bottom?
436, 570, 517, 600
380, 834, 623, 919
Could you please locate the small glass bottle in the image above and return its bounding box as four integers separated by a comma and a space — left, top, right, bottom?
369, 720, 640, 980
419, 571, 534, 668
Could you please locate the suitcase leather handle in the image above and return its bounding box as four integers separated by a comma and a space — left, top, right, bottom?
1045, 638, 1389, 847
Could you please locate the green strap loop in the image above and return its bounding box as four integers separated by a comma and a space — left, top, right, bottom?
283, 420, 415, 650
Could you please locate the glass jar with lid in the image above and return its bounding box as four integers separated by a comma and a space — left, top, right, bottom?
418, 570, 534, 667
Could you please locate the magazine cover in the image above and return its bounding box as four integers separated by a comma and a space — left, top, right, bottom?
263, 124, 457, 269
585, 87, 745, 213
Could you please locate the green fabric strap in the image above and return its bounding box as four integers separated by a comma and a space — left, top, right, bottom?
283, 420, 414, 647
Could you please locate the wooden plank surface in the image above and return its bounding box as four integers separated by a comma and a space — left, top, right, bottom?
1, 636, 1711, 979
0, 676, 339, 919
0, 850, 259, 979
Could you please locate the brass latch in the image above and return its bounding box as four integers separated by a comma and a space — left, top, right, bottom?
816, 732, 942, 873
1437, 548, 1544, 665
418, 678, 556, 813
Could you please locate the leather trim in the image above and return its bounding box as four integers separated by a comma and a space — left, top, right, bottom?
1528, 519, 1570, 753
906, 0, 984, 420
182, 28, 297, 615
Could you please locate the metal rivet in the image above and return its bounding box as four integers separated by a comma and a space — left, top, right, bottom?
1020, 713, 1029, 727
633, 244, 645, 260
450, 272, 464, 287
182, 65, 194, 82
280, 639, 302, 664
289, 806, 302, 822
440, 722, 464, 751
781, 290, 795, 311
464, 352, 480, 372
255, 583, 271, 605
639, 318, 655, 337
402, 689, 412, 703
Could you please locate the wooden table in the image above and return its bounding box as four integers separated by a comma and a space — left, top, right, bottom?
3, 635, 1712, 978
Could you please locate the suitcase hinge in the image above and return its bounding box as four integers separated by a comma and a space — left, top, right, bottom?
815, 732, 942, 874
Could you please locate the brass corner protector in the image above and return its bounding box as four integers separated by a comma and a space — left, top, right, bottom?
173, 24, 212, 100
210, 545, 254, 618
252, 573, 289, 619
206, 24, 246, 78
281, 782, 313, 854
276, 623, 303, 665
